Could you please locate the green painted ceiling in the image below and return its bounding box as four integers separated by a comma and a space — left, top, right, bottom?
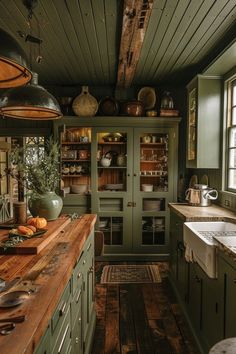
0, 0, 235, 87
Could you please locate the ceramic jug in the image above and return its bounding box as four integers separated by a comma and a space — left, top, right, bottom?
117, 153, 126, 166
72, 86, 98, 117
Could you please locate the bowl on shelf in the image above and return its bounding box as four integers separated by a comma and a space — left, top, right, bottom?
70, 184, 88, 194
104, 183, 124, 191
99, 220, 108, 228
141, 184, 153, 192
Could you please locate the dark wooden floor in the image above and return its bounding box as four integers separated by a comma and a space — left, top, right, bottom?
92, 262, 200, 354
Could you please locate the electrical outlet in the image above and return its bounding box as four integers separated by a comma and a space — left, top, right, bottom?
224, 199, 231, 207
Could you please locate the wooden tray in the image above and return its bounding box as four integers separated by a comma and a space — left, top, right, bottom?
0, 217, 71, 254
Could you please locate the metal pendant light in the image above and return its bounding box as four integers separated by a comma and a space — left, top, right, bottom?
0, 72, 62, 120
0, 0, 62, 120
0, 28, 32, 88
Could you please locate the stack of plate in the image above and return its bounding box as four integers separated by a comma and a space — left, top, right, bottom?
143, 199, 161, 211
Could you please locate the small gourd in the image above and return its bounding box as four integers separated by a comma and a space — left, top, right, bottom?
27, 217, 47, 229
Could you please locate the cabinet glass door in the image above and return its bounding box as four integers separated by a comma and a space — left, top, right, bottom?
133, 128, 175, 254
60, 127, 91, 214
187, 88, 197, 161
91, 128, 133, 254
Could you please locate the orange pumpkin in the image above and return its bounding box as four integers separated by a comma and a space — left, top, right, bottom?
26, 225, 37, 233
18, 225, 34, 236
27, 217, 47, 229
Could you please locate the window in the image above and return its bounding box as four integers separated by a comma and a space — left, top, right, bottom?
226, 78, 236, 191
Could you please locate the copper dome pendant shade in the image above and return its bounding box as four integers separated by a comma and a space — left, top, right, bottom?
0, 72, 62, 120
0, 28, 32, 88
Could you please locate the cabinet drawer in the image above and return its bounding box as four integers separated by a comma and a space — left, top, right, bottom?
71, 280, 83, 328
71, 310, 83, 354
51, 281, 71, 335
34, 325, 50, 354
72, 261, 83, 296
52, 306, 71, 354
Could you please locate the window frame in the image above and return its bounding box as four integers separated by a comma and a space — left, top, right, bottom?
225, 76, 236, 193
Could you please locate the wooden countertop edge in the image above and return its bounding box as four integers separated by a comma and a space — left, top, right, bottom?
0, 214, 97, 354
168, 203, 236, 222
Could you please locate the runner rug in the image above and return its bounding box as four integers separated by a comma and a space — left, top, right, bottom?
100, 264, 161, 284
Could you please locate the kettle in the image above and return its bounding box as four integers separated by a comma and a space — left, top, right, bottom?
186, 184, 218, 206
100, 153, 112, 167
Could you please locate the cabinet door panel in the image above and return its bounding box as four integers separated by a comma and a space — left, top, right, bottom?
133, 127, 177, 254
224, 260, 236, 338
91, 127, 133, 254
188, 263, 202, 332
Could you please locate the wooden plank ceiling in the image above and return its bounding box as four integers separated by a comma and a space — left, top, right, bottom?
0, 0, 235, 88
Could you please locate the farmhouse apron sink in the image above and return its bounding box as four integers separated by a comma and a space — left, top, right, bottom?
183, 221, 236, 278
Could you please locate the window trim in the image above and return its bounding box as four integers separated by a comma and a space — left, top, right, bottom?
225, 76, 236, 193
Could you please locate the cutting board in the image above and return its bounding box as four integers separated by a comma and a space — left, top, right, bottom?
0, 217, 71, 254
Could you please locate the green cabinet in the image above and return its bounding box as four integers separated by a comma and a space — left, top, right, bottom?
169, 211, 188, 303
186, 75, 221, 168
34, 230, 95, 354
34, 326, 51, 354
218, 252, 236, 339
54, 117, 180, 259
169, 210, 224, 353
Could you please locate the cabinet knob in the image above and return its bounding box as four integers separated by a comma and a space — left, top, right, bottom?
77, 272, 81, 279
133, 173, 137, 177
127, 173, 130, 177
75, 337, 79, 344
89, 266, 94, 273
83, 260, 86, 265
195, 275, 200, 283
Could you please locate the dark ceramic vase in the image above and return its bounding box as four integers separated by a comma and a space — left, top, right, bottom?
28, 192, 63, 221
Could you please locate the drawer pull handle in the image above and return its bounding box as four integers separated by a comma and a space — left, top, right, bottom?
78, 251, 84, 261
87, 243, 91, 252
77, 272, 81, 279
58, 323, 69, 353
59, 302, 67, 317
75, 337, 79, 344
76, 290, 82, 303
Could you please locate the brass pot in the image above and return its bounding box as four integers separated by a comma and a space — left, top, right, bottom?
125, 100, 144, 117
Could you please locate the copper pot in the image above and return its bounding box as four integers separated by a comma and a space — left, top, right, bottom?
125, 100, 144, 117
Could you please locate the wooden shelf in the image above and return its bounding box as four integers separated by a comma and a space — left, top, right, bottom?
61, 174, 90, 177
61, 159, 90, 162
98, 142, 126, 145
97, 166, 127, 169
61, 141, 91, 145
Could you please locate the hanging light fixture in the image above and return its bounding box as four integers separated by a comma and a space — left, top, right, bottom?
0, 28, 32, 88
0, 72, 62, 120
0, 0, 62, 120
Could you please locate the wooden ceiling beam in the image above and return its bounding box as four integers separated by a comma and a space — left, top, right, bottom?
116, 0, 153, 88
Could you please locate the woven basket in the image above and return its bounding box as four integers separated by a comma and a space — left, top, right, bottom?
72, 86, 98, 117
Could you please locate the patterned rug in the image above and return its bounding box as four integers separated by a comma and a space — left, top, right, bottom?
100, 264, 162, 284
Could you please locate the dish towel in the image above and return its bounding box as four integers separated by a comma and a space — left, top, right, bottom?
185, 244, 194, 262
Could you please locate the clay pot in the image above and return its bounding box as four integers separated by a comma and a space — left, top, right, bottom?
125, 100, 144, 117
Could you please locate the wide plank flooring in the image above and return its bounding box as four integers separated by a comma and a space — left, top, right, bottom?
92, 262, 200, 354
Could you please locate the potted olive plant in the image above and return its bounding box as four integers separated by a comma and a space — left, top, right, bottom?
9, 137, 63, 221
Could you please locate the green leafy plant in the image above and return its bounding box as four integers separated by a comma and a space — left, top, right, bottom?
8, 137, 60, 196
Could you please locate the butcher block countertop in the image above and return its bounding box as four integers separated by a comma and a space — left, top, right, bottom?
0, 214, 96, 354
169, 203, 236, 222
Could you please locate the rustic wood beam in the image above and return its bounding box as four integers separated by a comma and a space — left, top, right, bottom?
116, 0, 153, 88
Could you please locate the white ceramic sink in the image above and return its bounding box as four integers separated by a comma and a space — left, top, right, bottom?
183, 222, 236, 278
